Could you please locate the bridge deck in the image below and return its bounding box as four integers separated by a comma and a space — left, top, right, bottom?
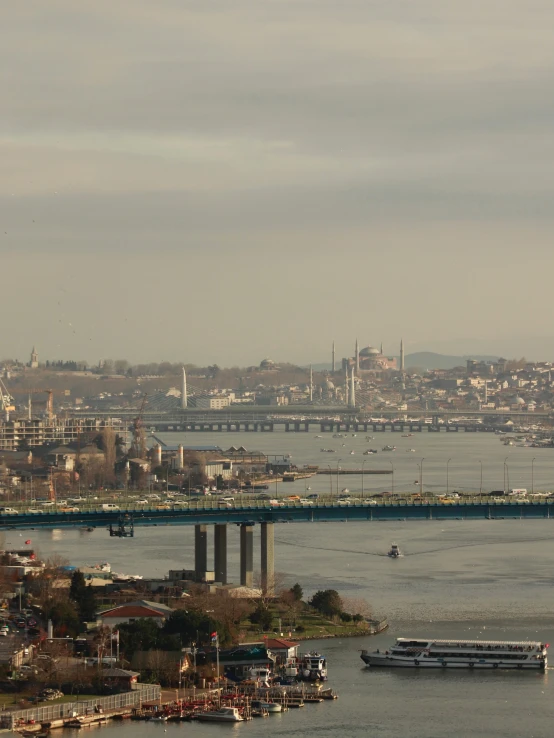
1, 500, 553, 529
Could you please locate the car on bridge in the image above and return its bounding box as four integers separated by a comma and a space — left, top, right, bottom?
0, 507, 18, 515
299, 499, 314, 506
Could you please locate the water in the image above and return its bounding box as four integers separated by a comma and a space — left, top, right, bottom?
154, 429, 552, 496
14, 432, 554, 737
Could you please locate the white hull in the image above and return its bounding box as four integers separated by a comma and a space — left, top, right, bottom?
363, 656, 544, 670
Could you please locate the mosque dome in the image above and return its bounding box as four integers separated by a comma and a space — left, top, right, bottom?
259, 358, 275, 370
360, 346, 380, 357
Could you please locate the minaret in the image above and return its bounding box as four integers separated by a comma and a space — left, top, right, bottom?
400, 339, 405, 372
355, 338, 359, 375
484, 380, 488, 404
309, 365, 313, 402
345, 367, 349, 406
350, 368, 356, 408
181, 367, 188, 409
332, 341, 335, 373
380, 342, 383, 356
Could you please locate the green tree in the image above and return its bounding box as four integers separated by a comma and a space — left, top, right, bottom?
69, 571, 97, 622
44, 600, 80, 637
118, 619, 161, 658
249, 603, 273, 631
290, 583, 303, 602
162, 609, 229, 647
309, 589, 343, 618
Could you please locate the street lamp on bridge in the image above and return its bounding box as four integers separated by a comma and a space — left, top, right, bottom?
532, 457, 536, 495
447, 458, 452, 496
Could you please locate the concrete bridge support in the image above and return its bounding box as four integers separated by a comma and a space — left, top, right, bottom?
214, 524, 228, 585
194, 524, 208, 579
240, 524, 254, 587
260, 522, 275, 595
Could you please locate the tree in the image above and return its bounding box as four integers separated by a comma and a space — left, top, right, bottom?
309, 589, 343, 618
249, 603, 273, 631
69, 571, 97, 622
44, 599, 80, 637
290, 583, 303, 601
118, 619, 161, 659
162, 609, 229, 647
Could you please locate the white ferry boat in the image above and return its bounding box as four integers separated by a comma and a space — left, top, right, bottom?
361, 638, 548, 670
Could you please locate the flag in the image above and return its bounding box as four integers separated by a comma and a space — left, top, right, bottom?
211, 631, 218, 642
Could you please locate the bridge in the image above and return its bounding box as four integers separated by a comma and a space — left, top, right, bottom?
68, 405, 553, 431
2, 500, 552, 592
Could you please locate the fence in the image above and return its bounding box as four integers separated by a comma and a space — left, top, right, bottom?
0, 684, 160, 730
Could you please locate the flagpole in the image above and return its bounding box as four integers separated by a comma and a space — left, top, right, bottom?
216, 634, 220, 706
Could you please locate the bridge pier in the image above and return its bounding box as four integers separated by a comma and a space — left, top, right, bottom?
261, 522, 275, 594
194, 524, 208, 580
240, 524, 254, 587
214, 524, 227, 584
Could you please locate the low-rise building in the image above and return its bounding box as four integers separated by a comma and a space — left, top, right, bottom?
98, 600, 174, 628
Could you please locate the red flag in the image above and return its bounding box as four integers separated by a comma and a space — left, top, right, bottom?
25, 540, 31, 545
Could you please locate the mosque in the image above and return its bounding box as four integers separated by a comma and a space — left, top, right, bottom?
341, 339, 404, 374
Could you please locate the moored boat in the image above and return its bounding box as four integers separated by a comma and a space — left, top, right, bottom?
387, 543, 401, 558
252, 700, 282, 713
196, 707, 244, 722
361, 638, 548, 670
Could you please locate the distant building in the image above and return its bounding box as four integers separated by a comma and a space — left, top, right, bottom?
98, 600, 174, 628
29, 347, 39, 369
193, 395, 231, 410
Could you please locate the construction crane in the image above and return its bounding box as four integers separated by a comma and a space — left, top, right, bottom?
0, 378, 15, 420
130, 393, 148, 460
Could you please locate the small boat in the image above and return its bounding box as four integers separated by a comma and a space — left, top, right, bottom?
388, 543, 401, 558
315, 435, 323, 438
341, 488, 350, 494
149, 715, 168, 722
350, 451, 355, 455
382, 445, 396, 452
252, 700, 282, 713
196, 707, 244, 723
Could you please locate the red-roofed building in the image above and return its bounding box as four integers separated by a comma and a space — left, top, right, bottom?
98, 600, 174, 628
263, 638, 299, 662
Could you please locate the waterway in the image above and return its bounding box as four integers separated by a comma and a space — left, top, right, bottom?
10, 432, 554, 737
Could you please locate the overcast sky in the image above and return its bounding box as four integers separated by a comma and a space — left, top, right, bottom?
3, 1, 554, 366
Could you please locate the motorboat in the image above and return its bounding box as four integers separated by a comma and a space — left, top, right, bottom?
382, 445, 396, 452
252, 700, 282, 713
388, 543, 401, 558
196, 707, 244, 722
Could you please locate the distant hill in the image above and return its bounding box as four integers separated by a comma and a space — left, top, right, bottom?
406, 352, 499, 371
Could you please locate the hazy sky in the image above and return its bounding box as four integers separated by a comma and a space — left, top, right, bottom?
3, 1, 554, 365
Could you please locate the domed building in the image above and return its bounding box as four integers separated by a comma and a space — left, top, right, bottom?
342, 341, 398, 374
259, 358, 277, 371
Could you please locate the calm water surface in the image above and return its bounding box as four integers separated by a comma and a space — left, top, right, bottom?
12, 433, 554, 737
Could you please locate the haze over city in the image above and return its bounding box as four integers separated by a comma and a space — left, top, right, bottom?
3, 1, 554, 364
